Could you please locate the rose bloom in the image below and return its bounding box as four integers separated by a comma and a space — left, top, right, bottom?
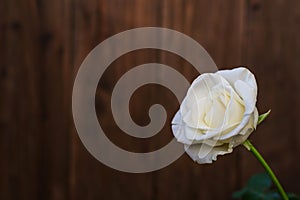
172, 67, 258, 164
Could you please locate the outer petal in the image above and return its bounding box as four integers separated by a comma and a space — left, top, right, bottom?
216, 114, 250, 140
184, 143, 233, 164
171, 110, 182, 125
172, 111, 227, 146
253, 107, 259, 128
217, 106, 258, 141
234, 80, 256, 114
216, 67, 257, 90
228, 107, 258, 147
171, 111, 193, 145
217, 67, 257, 114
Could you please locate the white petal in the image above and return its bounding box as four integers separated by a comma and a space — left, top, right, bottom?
171, 111, 193, 145
216, 67, 257, 90
217, 67, 257, 114
234, 80, 257, 114
253, 107, 259, 128
172, 111, 226, 144
171, 110, 182, 125
224, 88, 245, 125
217, 114, 251, 140
184, 143, 233, 164
228, 109, 258, 147
181, 97, 211, 130
180, 73, 233, 130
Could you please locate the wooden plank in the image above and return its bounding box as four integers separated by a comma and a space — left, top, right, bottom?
70, 0, 162, 199
0, 0, 40, 199
155, 0, 247, 199
1, 0, 300, 199
0, 0, 73, 199
240, 0, 300, 194
34, 0, 73, 199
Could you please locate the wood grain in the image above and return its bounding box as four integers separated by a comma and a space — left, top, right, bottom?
240, 0, 300, 194
0, 0, 300, 199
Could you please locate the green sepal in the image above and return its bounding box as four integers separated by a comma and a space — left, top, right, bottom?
258, 110, 271, 125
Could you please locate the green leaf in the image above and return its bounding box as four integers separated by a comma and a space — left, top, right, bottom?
232, 189, 247, 199
288, 193, 300, 200
232, 172, 300, 200
242, 190, 264, 200
264, 191, 281, 200
232, 188, 264, 200
258, 110, 271, 125
246, 172, 272, 191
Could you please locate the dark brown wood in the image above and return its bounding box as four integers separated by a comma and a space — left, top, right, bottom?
1, 0, 300, 199
155, 1, 246, 200
1, 0, 72, 199
240, 0, 300, 194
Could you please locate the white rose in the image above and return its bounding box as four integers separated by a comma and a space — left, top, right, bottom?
171, 67, 259, 164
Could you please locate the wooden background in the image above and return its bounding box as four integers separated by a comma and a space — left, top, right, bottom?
1, 0, 300, 199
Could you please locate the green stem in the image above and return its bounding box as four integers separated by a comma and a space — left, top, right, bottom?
243, 140, 289, 200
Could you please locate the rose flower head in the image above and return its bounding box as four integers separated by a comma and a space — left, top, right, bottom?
171, 67, 258, 164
